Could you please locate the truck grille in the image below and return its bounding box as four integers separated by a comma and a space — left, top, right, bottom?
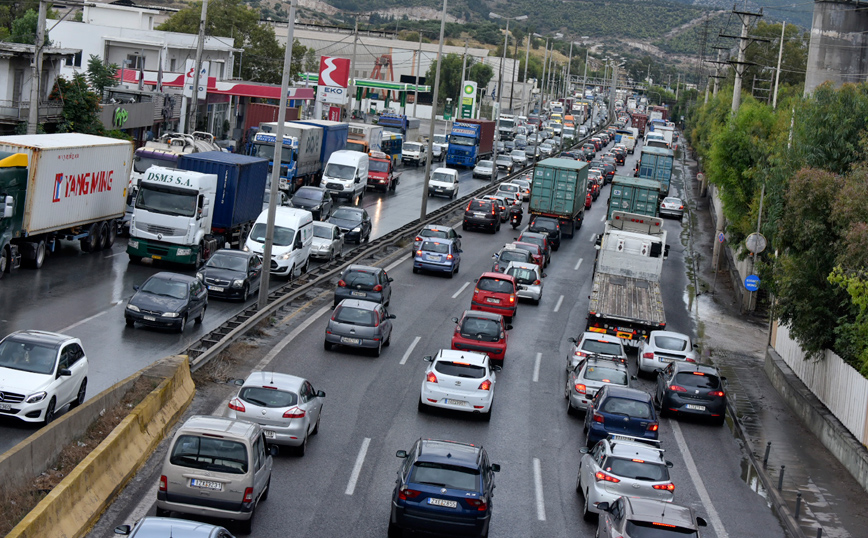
0, 391, 25, 403
137, 223, 183, 236
326, 182, 345, 191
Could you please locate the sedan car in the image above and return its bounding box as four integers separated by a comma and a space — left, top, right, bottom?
324, 299, 395, 356
197, 249, 262, 301
516, 231, 551, 266
451, 310, 511, 364
472, 160, 498, 180
495, 154, 514, 173
538, 143, 555, 157
413, 224, 461, 256
637, 331, 698, 376
390, 439, 500, 538
490, 245, 534, 273
596, 497, 708, 538
567, 332, 628, 372
328, 207, 371, 244
418, 350, 500, 419
310, 221, 344, 262
114, 517, 235, 538
290, 186, 333, 221
566, 356, 631, 415
125, 272, 207, 332
655, 362, 727, 425
659, 197, 685, 219
510, 149, 528, 167
226, 371, 325, 456
413, 238, 461, 277
0, 330, 88, 425
584, 385, 659, 448
334, 265, 393, 306
504, 261, 544, 305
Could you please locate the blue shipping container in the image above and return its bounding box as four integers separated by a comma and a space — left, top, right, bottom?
295, 120, 349, 164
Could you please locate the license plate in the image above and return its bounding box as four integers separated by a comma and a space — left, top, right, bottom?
190, 479, 223, 491
435, 188, 444, 192
341, 337, 361, 345
0, 403, 10, 411
264, 430, 276, 439
686, 404, 706, 411
350, 291, 367, 297
486, 297, 501, 304
660, 357, 673, 362
445, 399, 469, 406
143, 316, 156, 321
426, 255, 441, 261
208, 286, 224, 292
151, 255, 162, 260
474, 212, 486, 217
616, 331, 633, 339
428, 498, 458, 508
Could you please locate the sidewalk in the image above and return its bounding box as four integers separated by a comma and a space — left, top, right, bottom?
678, 145, 868, 538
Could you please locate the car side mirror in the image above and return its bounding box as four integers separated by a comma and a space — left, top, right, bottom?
567, 337, 577, 344
114, 525, 132, 535
491, 365, 502, 372
388, 277, 394, 282
696, 517, 708, 527
542, 273, 547, 278
451, 317, 459, 324
57, 368, 72, 377
269, 445, 280, 456
133, 285, 139, 291
396, 450, 408, 458
579, 447, 589, 454
317, 390, 326, 398
422, 355, 433, 362
233, 379, 244, 385
491, 463, 501, 473
596, 502, 610, 513
506, 324, 513, 330
666, 460, 674, 468
388, 314, 396, 319
457, 234, 462, 238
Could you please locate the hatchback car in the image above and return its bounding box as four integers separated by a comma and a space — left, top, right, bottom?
324, 299, 395, 356
495, 154, 514, 173
0, 330, 88, 425
413, 239, 461, 277
637, 331, 698, 376
577, 436, 674, 521
451, 310, 511, 364
226, 372, 325, 456
290, 186, 333, 221
510, 241, 544, 268
125, 272, 207, 332
481, 195, 511, 222
539, 143, 555, 157
660, 197, 685, 219
471, 272, 520, 323
567, 332, 628, 372
114, 517, 236, 537
516, 231, 551, 266
472, 160, 497, 180
491, 245, 534, 273
310, 221, 344, 262
334, 265, 393, 306
511, 178, 532, 200
655, 362, 727, 425
418, 350, 500, 419
596, 497, 708, 538
198, 249, 263, 301
505, 261, 544, 305
328, 207, 371, 244
527, 216, 561, 250
413, 224, 462, 256
566, 357, 631, 415
463, 199, 501, 233
389, 439, 500, 538
584, 386, 659, 448
510, 149, 528, 167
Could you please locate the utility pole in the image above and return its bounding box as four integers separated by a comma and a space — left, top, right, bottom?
493, 16, 511, 170
27, 0, 47, 134
413, 32, 422, 118
509, 25, 521, 111
419, 0, 448, 220
187, 0, 209, 133
566, 41, 574, 99
348, 20, 359, 118
522, 35, 531, 115
772, 21, 786, 109
582, 47, 589, 97
675, 73, 680, 102
539, 39, 549, 111
727, 7, 764, 114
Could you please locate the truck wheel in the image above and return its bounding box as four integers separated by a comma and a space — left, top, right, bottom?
95, 222, 109, 251
128, 254, 142, 264
0, 246, 8, 278
32, 240, 46, 269
105, 220, 118, 248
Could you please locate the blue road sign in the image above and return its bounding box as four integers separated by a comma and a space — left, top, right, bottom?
744, 275, 760, 292
718, 232, 725, 243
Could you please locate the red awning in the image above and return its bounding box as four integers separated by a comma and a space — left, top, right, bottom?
115, 69, 315, 100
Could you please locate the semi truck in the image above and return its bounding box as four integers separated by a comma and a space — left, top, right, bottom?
587, 211, 668, 345
254, 121, 323, 192
0, 133, 134, 275
607, 176, 662, 221
636, 146, 674, 197
294, 119, 349, 174
345, 123, 383, 154
127, 152, 268, 268
528, 158, 588, 238
446, 119, 495, 167
631, 113, 649, 137
498, 114, 516, 140
378, 113, 420, 143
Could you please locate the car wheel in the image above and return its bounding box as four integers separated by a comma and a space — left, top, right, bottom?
387, 520, 402, 538
324, 340, 333, 351
70, 378, 87, 409
296, 433, 308, 457
260, 477, 271, 501
412, 266, 419, 274
195, 306, 205, 324
385, 331, 392, 346
312, 413, 321, 434
481, 404, 492, 422
417, 399, 427, 413
448, 267, 454, 279
496, 222, 501, 232
125, 318, 135, 328
564, 379, 571, 399
374, 341, 382, 357
238, 507, 255, 535
575, 470, 583, 493
155, 507, 171, 518
454, 263, 459, 275
329, 249, 336, 262
582, 489, 596, 522
178, 315, 187, 333
364, 231, 370, 243
713, 413, 726, 427
42, 397, 56, 426
567, 396, 576, 417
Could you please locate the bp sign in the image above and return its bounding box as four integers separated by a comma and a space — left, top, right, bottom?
460, 81, 477, 119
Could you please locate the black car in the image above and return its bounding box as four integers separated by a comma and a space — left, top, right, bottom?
580, 147, 595, 162
334, 264, 393, 306
125, 272, 207, 332
463, 198, 501, 233
590, 161, 616, 184
290, 186, 333, 221
655, 362, 727, 425
197, 249, 263, 301
329, 206, 371, 244
528, 216, 561, 251
582, 143, 597, 158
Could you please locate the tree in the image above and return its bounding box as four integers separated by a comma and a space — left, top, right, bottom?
87, 55, 118, 97
424, 53, 494, 109
49, 73, 106, 135
9, 8, 51, 45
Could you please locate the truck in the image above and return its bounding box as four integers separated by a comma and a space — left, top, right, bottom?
648, 121, 674, 148
255, 121, 326, 192
649, 105, 668, 122
626, 97, 637, 112
293, 119, 349, 173
636, 146, 674, 197
380, 132, 403, 167
127, 152, 268, 268
345, 123, 383, 154
0, 133, 133, 274
446, 119, 496, 168
587, 211, 668, 345
528, 158, 589, 238
614, 128, 636, 154
378, 113, 420, 143
367, 150, 401, 192
607, 176, 662, 221
498, 114, 516, 141
631, 113, 649, 136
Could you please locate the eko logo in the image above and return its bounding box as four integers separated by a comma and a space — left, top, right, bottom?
318, 56, 350, 88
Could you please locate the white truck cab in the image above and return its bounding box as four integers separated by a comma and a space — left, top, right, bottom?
244, 207, 313, 277
320, 150, 369, 205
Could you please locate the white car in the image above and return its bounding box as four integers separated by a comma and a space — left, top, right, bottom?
432, 134, 448, 162
659, 197, 684, 219
472, 160, 498, 180
637, 331, 698, 376
505, 261, 544, 305
418, 350, 500, 421
566, 332, 627, 372
428, 167, 460, 198
401, 141, 427, 167
310, 221, 344, 262
496, 182, 522, 201
0, 330, 89, 425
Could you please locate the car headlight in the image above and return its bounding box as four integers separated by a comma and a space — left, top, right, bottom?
242, 245, 250, 252
126, 304, 140, 312
128, 240, 139, 249
25, 392, 47, 404
162, 312, 180, 318
196, 272, 204, 281
278, 252, 292, 260
176, 248, 191, 256
352, 226, 361, 232
232, 279, 245, 288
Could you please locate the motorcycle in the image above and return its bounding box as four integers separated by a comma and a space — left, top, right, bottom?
510, 206, 523, 229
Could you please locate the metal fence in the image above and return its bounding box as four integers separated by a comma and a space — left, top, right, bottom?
772, 323, 868, 445
0, 100, 65, 123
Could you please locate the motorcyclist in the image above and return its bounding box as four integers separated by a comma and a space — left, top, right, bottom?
509, 201, 523, 227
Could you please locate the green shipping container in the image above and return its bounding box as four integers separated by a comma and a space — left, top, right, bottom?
607, 176, 663, 220
529, 158, 588, 220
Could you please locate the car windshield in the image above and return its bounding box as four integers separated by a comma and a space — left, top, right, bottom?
343, 269, 377, 287
324, 163, 355, 180
420, 228, 449, 240
434, 135, 448, 144
624, 521, 697, 537
313, 224, 333, 239
140, 278, 188, 300
135, 183, 197, 218
333, 306, 374, 326
468, 201, 493, 212
432, 172, 454, 183
477, 161, 493, 169
655, 335, 689, 351
249, 223, 295, 247
421, 241, 449, 254
369, 160, 389, 173
600, 397, 653, 419
581, 339, 622, 356
506, 266, 537, 284
239, 386, 298, 408
497, 156, 511, 163
411, 462, 479, 491
663, 198, 682, 205
293, 188, 323, 202
460, 317, 501, 341
499, 250, 528, 263
332, 209, 361, 221
604, 457, 670, 481
0, 339, 57, 375
674, 372, 721, 389
449, 135, 475, 146
404, 143, 422, 152
435, 360, 486, 379
500, 185, 518, 193
512, 150, 525, 157
170, 435, 248, 475
205, 254, 247, 272
477, 277, 513, 293
583, 365, 628, 385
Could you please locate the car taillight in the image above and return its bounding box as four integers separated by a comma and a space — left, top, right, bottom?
416, 250, 422, 257
509, 294, 515, 303
338, 280, 347, 287
574, 350, 587, 357
466, 498, 488, 511
159, 475, 167, 491
228, 398, 245, 412
426, 372, 438, 383
283, 407, 306, 419
648, 422, 659, 432
415, 236, 422, 241
709, 390, 726, 397
594, 471, 620, 483
642, 352, 654, 359
533, 279, 541, 285
574, 383, 587, 394
243, 487, 254, 503
685, 357, 696, 363
478, 379, 492, 391
592, 412, 604, 423
653, 483, 675, 492
373, 285, 383, 292
669, 385, 687, 392
398, 486, 421, 500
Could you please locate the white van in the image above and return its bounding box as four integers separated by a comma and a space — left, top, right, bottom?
428, 167, 460, 198
245, 207, 313, 277
320, 150, 369, 205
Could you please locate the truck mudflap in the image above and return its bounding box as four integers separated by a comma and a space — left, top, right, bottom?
127, 237, 200, 265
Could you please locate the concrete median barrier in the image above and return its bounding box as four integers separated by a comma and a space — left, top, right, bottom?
6, 355, 195, 538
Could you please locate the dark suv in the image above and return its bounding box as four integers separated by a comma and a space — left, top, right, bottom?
390, 439, 500, 538
655, 362, 727, 425
527, 216, 561, 251
333, 265, 393, 306
463, 199, 501, 233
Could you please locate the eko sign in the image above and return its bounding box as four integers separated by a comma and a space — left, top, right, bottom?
316, 56, 351, 105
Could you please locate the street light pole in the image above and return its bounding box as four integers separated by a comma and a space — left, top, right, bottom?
489, 13, 527, 173
522, 33, 531, 115
566, 41, 574, 99
419, 0, 449, 221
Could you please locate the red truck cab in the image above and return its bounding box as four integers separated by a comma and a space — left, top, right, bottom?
367, 151, 401, 192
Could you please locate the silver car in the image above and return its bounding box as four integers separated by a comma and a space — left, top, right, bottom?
310, 221, 344, 261
412, 224, 461, 256
472, 160, 498, 180
659, 197, 684, 218
324, 299, 395, 356
505, 261, 544, 305
565, 357, 631, 415
114, 516, 235, 537
226, 371, 325, 456
511, 149, 528, 167
637, 330, 698, 376
566, 332, 627, 372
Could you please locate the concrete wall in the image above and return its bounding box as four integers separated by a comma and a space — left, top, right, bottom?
805, 0, 868, 94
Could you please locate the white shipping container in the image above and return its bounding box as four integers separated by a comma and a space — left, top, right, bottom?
0, 133, 133, 235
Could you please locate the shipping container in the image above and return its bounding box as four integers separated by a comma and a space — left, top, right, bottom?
529, 158, 588, 238
242, 103, 300, 133
637, 146, 674, 196
293, 120, 349, 165
259, 122, 324, 182
607, 176, 662, 220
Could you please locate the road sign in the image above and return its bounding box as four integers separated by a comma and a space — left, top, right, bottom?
745, 232, 767, 254
744, 275, 760, 292
718, 232, 725, 243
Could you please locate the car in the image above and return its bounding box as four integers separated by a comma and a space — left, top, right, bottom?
463, 199, 501, 233
601, 155, 618, 169
471, 272, 520, 323
334, 265, 393, 306
655, 362, 727, 425
495, 182, 522, 202
504, 139, 516, 152
595, 497, 708, 538
429, 167, 460, 198
510, 241, 544, 268
451, 310, 511, 364
637, 331, 698, 375
584, 385, 659, 448
0, 330, 88, 425
504, 261, 544, 305
389, 439, 500, 538
401, 141, 427, 167
585, 191, 593, 209
310, 221, 344, 262
491, 245, 534, 273
611, 148, 627, 165
580, 147, 595, 161
513, 136, 528, 150
290, 186, 333, 221
539, 143, 555, 157
418, 350, 500, 419
511, 177, 532, 200
413, 238, 461, 277
472, 160, 498, 180
516, 231, 551, 266
524, 145, 540, 162
495, 154, 514, 173
577, 436, 674, 521
125, 272, 207, 332
527, 216, 561, 250
413, 224, 462, 256
582, 143, 596, 158
566, 356, 632, 415
510, 149, 528, 167
197, 249, 263, 301
114, 516, 236, 538
660, 197, 685, 219
226, 372, 325, 456
481, 195, 510, 223
328, 206, 371, 244
567, 332, 628, 372
324, 299, 395, 356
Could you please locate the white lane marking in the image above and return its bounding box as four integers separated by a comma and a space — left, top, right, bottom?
670, 419, 729, 538
600, 214, 606, 222
385, 257, 407, 273
452, 282, 471, 299
574, 258, 583, 271
400, 336, 422, 365
104, 251, 126, 258
345, 437, 372, 495
532, 352, 542, 383
589, 234, 596, 242
58, 301, 123, 333
127, 482, 160, 523
533, 457, 546, 521
553, 295, 564, 313
254, 305, 331, 371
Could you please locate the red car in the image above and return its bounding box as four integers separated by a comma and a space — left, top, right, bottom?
471, 272, 519, 322
451, 310, 511, 364
511, 241, 545, 268
585, 192, 593, 209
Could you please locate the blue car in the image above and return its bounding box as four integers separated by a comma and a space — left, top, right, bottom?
583, 385, 659, 449
390, 439, 500, 538
412, 238, 461, 277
